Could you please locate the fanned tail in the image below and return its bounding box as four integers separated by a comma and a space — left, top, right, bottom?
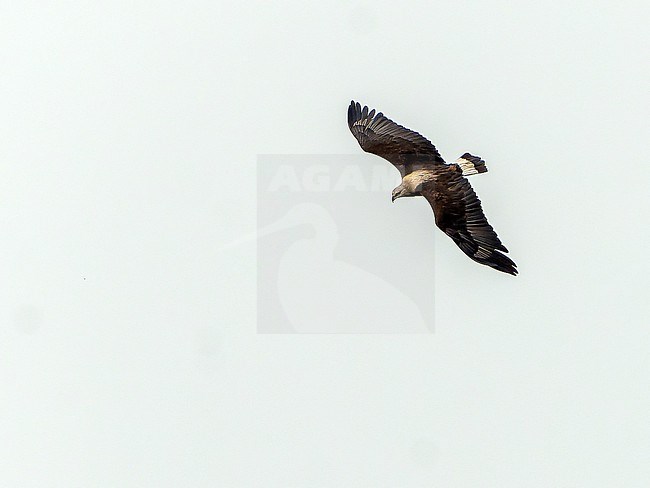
456, 153, 487, 176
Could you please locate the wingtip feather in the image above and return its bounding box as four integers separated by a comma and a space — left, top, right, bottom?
485, 251, 518, 275
348, 100, 378, 129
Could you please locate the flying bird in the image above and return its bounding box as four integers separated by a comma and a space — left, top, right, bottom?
348, 101, 517, 275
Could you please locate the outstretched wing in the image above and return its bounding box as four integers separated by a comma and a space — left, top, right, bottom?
348, 101, 445, 176
420, 167, 517, 275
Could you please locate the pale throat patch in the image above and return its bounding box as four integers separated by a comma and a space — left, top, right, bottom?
402, 169, 436, 191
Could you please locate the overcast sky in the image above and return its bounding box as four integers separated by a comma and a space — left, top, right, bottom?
1, 1, 649, 486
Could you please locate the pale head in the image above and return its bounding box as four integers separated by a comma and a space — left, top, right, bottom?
391, 170, 436, 202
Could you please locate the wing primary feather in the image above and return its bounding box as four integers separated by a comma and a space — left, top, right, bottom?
419, 169, 517, 275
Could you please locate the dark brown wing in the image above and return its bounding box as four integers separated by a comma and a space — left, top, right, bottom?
348, 101, 445, 177
420, 167, 517, 275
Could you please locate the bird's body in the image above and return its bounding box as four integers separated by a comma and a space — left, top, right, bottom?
348, 101, 517, 275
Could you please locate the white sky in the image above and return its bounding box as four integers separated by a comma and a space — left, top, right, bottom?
1, 1, 649, 486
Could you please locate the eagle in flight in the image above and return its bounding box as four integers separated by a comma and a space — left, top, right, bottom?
348, 101, 517, 275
